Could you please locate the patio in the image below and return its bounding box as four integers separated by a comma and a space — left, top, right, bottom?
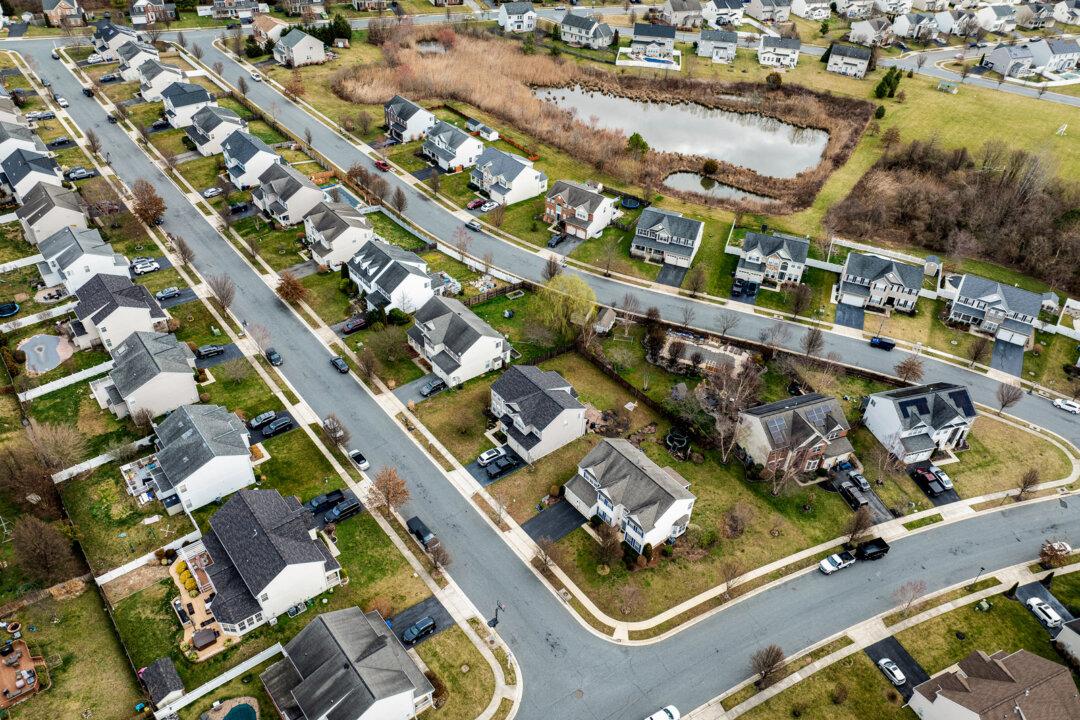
0, 639, 45, 710
169, 553, 227, 662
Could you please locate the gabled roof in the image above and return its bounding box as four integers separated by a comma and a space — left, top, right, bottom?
1, 148, 59, 187
636, 207, 704, 244
993, 42, 1033, 59
74, 273, 164, 324
546, 180, 608, 214
161, 81, 212, 108
423, 121, 477, 162
744, 393, 850, 450
305, 201, 369, 244
1045, 37, 1080, 54
347, 239, 427, 297
762, 35, 802, 50
253, 14, 288, 33
491, 365, 582, 441
843, 251, 922, 289
42, 0, 78, 12
93, 20, 139, 45
38, 227, 121, 271
502, 1, 535, 14
830, 43, 872, 61
869, 382, 976, 431
701, 28, 739, 43
280, 28, 319, 49
471, 147, 538, 188
561, 11, 601, 31
155, 403, 249, 488
0, 120, 44, 150
954, 274, 1042, 319
222, 129, 276, 165
117, 40, 158, 63
141, 657, 184, 705
138, 59, 183, 84
384, 95, 427, 122
186, 105, 243, 147
16, 182, 82, 226
408, 295, 503, 360
109, 331, 193, 399
742, 231, 809, 264
667, 0, 701, 11
634, 22, 677, 39
252, 162, 318, 205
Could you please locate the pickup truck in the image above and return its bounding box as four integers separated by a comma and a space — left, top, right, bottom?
855, 538, 891, 561
818, 551, 856, 575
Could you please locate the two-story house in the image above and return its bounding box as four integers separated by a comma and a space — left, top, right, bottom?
92, 20, 143, 61
129, 0, 177, 25
37, 227, 128, 292
745, 0, 792, 22
490, 365, 586, 464
988, 43, 1035, 76
862, 383, 976, 464
406, 296, 511, 388
0, 122, 46, 165
90, 331, 197, 420
384, 96, 436, 143
421, 120, 484, 173
251, 163, 323, 226
697, 28, 739, 63
303, 201, 373, 268
630, 207, 704, 268
911, 0, 947, 11
16, 182, 86, 245
850, 15, 894, 44
261, 607, 435, 720
947, 274, 1041, 347
138, 60, 184, 102
564, 438, 696, 552
222, 129, 281, 188
1054, 0, 1080, 25
470, 147, 548, 206
186, 105, 246, 156
2, 149, 62, 202
873, 0, 912, 14
70, 273, 167, 350
560, 12, 615, 48
758, 35, 801, 66
162, 82, 215, 128
274, 28, 326, 67
826, 43, 873, 77
735, 231, 809, 285
792, 0, 830, 20
1015, 1, 1056, 28
1028, 37, 1080, 73
737, 394, 853, 474
892, 11, 939, 39
702, 0, 745, 25
147, 404, 255, 515
279, 0, 326, 16
498, 1, 537, 32
253, 13, 289, 44
663, 0, 704, 26
543, 180, 618, 240
118, 41, 161, 81
975, 4, 1017, 32
42, 0, 83, 27
214, 0, 269, 19
630, 23, 678, 59
347, 239, 434, 314
179, 488, 340, 635
837, 252, 922, 310
836, 0, 875, 18
934, 9, 978, 36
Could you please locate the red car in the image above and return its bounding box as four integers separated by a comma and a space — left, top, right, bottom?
467, 198, 485, 210
374, 159, 390, 172
341, 316, 367, 335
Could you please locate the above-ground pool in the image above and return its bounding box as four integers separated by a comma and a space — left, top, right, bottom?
17, 334, 69, 374
223, 703, 257, 720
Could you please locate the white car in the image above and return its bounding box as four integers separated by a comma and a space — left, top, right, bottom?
202, 187, 223, 198
131, 260, 160, 275
479, 201, 498, 213
1054, 398, 1080, 414
928, 465, 953, 490
1026, 597, 1063, 628
477, 447, 507, 467
56, 97, 69, 108
877, 658, 907, 686
86, 53, 104, 64
250, 71, 262, 82
644, 707, 680, 720
818, 551, 856, 575
348, 449, 370, 471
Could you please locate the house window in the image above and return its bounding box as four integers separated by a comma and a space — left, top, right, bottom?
805, 458, 820, 471
260, 592, 269, 602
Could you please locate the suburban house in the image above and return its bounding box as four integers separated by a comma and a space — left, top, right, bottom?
16, 182, 86, 245
222, 129, 281, 188
791, 0, 830, 20
70, 273, 167, 350
975, 4, 1017, 33
251, 163, 323, 227
91, 331, 197, 420
353, 0, 392, 10
148, 404, 254, 515
2, 149, 62, 202
37, 227, 128, 292
564, 438, 696, 552
470, 147, 548, 206
162, 82, 215, 129
629, 23, 678, 60
697, 28, 739, 63
735, 231, 810, 285
1028, 37, 1080, 73
543, 180, 618, 240
934, 9, 978, 36
1016, 2, 1057, 28
384, 96, 436, 143
186, 105, 246, 156
466, 117, 499, 141
179, 489, 341, 635
862, 383, 976, 464
490, 365, 586, 464
836, 0, 875, 19
912, 0, 947, 11
836, 251, 921, 311
1053, 619, 1080, 665
212, 0, 270, 19
347, 239, 434, 314
0, 122, 46, 164
702, 0, 745, 26
758, 35, 801, 67
498, 1, 537, 32
421, 121, 484, 173
253, 13, 289, 45
93, 21, 143, 61
129, 0, 177, 25
663, 0, 704, 26
407, 296, 511, 388
892, 12, 940, 40
138, 60, 184, 102
745, 0, 792, 22
261, 607, 435, 720
988, 43, 1035, 77
947, 273, 1041, 347
737, 394, 853, 474
873, 0, 912, 14
850, 16, 894, 44
1054, 0, 1080, 25
118, 41, 161, 81
42, 0, 82, 26
560, 13, 615, 49
910, 649, 1080, 720
303, 201, 373, 268
274, 28, 327, 67
826, 43, 872, 77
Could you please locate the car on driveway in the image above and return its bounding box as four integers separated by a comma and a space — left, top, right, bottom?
850, 472, 870, 492
465, 219, 482, 232
1054, 398, 1080, 414
467, 198, 485, 209
45, 136, 70, 149
1026, 597, 1063, 628
249, 411, 277, 430
911, 467, 945, 496
479, 201, 498, 212
86, 54, 104, 64
877, 658, 907, 686
547, 234, 565, 248
644, 707, 680, 720
202, 187, 222, 198
330, 356, 349, 373
340, 316, 367, 334
150, 118, 169, 130
65, 167, 96, 181
839, 480, 867, 510
131, 259, 160, 275
485, 456, 515, 479
265, 347, 283, 366
419, 377, 446, 397
100, 73, 120, 83
402, 616, 436, 645
818, 551, 855, 575
195, 344, 226, 359
155, 286, 180, 301
348, 449, 369, 471
323, 496, 362, 525
928, 465, 953, 490
306, 489, 344, 513
262, 416, 294, 438
477, 447, 507, 467
229, 201, 249, 214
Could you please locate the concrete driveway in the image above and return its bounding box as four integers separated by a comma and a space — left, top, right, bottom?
521, 501, 586, 542
194, 342, 244, 370
393, 372, 440, 407
835, 303, 866, 330
464, 446, 524, 488
1015, 581, 1075, 637
656, 264, 688, 288
389, 595, 453, 649
863, 637, 930, 701
156, 287, 198, 309
991, 339, 1025, 377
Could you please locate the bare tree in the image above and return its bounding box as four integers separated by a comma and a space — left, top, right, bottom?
237, 75, 249, 97
173, 235, 195, 267
966, 335, 991, 367
698, 363, 762, 462
750, 644, 786, 688
370, 466, 410, 515
276, 271, 309, 305
427, 169, 441, 196
1016, 468, 1039, 502
192, 43, 204, 59
720, 560, 743, 601
791, 283, 813, 317
131, 179, 166, 226
681, 304, 696, 330
482, 251, 494, 277
996, 382, 1023, 416
894, 356, 925, 384
86, 129, 101, 156
304, 128, 313, 147
391, 187, 407, 213
131, 408, 154, 430
249, 323, 272, 351
24, 421, 86, 472
356, 346, 377, 383
453, 226, 471, 260
12, 516, 79, 584
619, 292, 640, 336
596, 523, 621, 566
429, 542, 451, 569
801, 326, 825, 357
845, 506, 874, 544
543, 254, 562, 281
321, 413, 351, 449
217, 358, 252, 384
892, 579, 928, 612
717, 312, 740, 339
534, 536, 558, 567
207, 274, 236, 313
176, 30, 187, 48
685, 266, 706, 298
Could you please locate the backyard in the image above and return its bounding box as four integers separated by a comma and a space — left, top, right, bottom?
26, 381, 142, 459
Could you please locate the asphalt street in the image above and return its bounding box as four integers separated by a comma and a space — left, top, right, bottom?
11, 35, 1080, 720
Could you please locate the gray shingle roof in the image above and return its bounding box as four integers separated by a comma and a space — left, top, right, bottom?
743, 393, 849, 450
280, 28, 315, 49
93, 20, 139, 45
634, 22, 677, 39
162, 81, 211, 108
0, 121, 44, 150
154, 404, 249, 489
222, 129, 275, 165
407, 295, 503, 363
634, 207, 703, 257
384, 95, 425, 122
139, 59, 181, 83
109, 331, 193, 399
710, 0, 743, 8
304, 201, 369, 244
117, 40, 158, 64
142, 657, 184, 705
870, 382, 976, 432
994, 42, 1033, 59
186, 105, 243, 147
763, 35, 802, 50
843, 251, 921, 289
502, 1, 535, 14
16, 182, 82, 227
546, 180, 608, 215
954, 273, 1042, 319
830, 43, 872, 61
742, 231, 809, 264
38, 227, 122, 271
2, 149, 59, 187
561, 11, 600, 31
470, 147, 538, 190
422, 120, 476, 162
347, 239, 427, 297
252, 162, 318, 205
668, 0, 702, 12
491, 365, 582, 447
701, 28, 739, 43
1046, 38, 1080, 54
74, 273, 164, 324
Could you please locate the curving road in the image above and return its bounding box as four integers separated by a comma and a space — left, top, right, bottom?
9, 34, 1080, 720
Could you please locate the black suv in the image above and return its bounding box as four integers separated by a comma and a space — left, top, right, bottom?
323, 497, 362, 525
195, 344, 226, 359
262, 416, 294, 438
402, 616, 436, 645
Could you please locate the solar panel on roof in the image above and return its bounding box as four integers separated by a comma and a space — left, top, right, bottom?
896, 398, 929, 419
947, 390, 975, 417
804, 404, 830, 427
766, 417, 787, 445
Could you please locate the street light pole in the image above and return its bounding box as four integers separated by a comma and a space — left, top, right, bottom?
969, 565, 986, 591
489, 600, 507, 628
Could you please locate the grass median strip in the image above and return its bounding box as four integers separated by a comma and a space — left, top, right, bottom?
882, 577, 999, 628
902, 513, 943, 531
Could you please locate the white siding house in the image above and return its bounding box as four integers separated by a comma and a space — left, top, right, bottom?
862, 383, 976, 464
162, 82, 215, 129
791, 0, 830, 20
222, 130, 281, 188
758, 35, 801, 66
90, 331, 197, 420
406, 296, 511, 387
384, 95, 436, 143
745, 0, 792, 22
251, 163, 323, 226
70, 273, 167, 350
37, 227, 128, 293
138, 60, 184, 102
421, 121, 484, 173
826, 43, 872, 77
1028, 37, 1080, 73
836, 251, 922, 310
560, 12, 615, 48
735, 231, 809, 285
490, 365, 586, 464
117, 41, 160, 81
347, 240, 434, 314
2, 149, 62, 202
304, 201, 373, 268
185, 106, 246, 156
702, 0, 745, 25
16, 182, 86, 245
542, 180, 618, 239
498, 1, 537, 32
630, 207, 704, 268
697, 28, 739, 63
469, 147, 548, 206
274, 29, 326, 67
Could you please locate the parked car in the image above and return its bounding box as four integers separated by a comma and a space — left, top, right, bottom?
479, 201, 498, 213
839, 480, 867, 510
818, 551, 856, 575
402, 616, 436, 645
855, 538, 890, 561
0, 302, 19, 318
40, 78, 51, 88
150, 118, 169, 130
1026, 598, 1063, 628
466, 198, 485, 209
249, 410, 278, 429
195, 344, 226, 359
485, 456, 515, 479
374, 159, 390, 172
869, 336, 896, 351
877, 658, 907, 686
66, 167, 96, 180
407, 516, 437, 548
250, 72, 262, 82
850, 472, 870, 493
86, 54, 104, 64
202, 187, 222, 199
419, 377, 446, 397
330, 356, 349, 373
265, 347, 283, 366
928, 465, 953, 490
547, 234, 565, 248
51, 50, 60, 60
911, 467, 945, 496
45, 136, 70, 149
107, 114, 118, 124
1054, 398, 1080, 414
262, 416, 294, 438
340, 316, 367, 334
644, 708, 680, 720
55, 97, 68, 108
477, 447, 507, 467
81, 87, 94, 97
465, 219, 482, 232
154, 286, 180, 300
131, 259, 160, 275
323, 496, 362, 525
834, 460, 854, 474
306, 489, 344, 513
100, 73, 120, 83
228, 201, 249, 214
348, 449, 370, 471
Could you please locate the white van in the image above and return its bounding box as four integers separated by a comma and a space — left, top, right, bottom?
1027, 598, 1063, 628
645, 708, 680, 720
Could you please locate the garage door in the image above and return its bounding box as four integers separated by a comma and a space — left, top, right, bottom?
839, 293, 866, 307
996, 329, 1027, 346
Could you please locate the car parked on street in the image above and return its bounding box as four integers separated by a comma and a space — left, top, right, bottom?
877, 658, 907, 686
855, 537, 890, 560
107, 114, 118, 124
477, 447, 507, 467
330, 356, 349, 373
265, 347, 282, 366
466, 219, 482, 232
51, 50, 60, 60
250, 71, 262, 81
348, 449, 369, 471
1054, 398, 1080, 414
131, 259, 160, 275
154, 286, 180, 301
56, 97, 68, 108
81, 87, 94, 97
407, 516, 437, 549
420, 377, 446, 397
402, 616, 436, 645
818, 551, 856, 575
249, 410, 278, 429
262, 416, 294, 438
1026, 597, 1063, 628
869, 336, 896, 351
195, 344, 226, 359
374, 159, 390, 171
643, 706, 680, 720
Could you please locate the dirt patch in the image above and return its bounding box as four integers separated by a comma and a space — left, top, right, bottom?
101, 562, 169, 606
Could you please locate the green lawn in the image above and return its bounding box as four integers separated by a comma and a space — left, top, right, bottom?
301, 269, 355, 326
174, 299, 229, 347
416, 626, 497, 720
150, 128, 191, 159
232, 215, 307, 272
128, 102, 165, 129
414, 373, 497, 464
1050, 573, 1080, 618
369, 211, 430, 252
349, 323, 425, 389
177, 658, 276, 720
755, 267, 837, 323
257, 428, 342, 505
203, 359, 283, 420
27, 381, 142, 459
0, 263, 50, 316
470, 291, 569, 364
177, 154, 223, 192
599, 326, 695, 407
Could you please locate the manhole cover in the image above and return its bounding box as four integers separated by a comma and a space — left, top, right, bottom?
574, 689, 584, 699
